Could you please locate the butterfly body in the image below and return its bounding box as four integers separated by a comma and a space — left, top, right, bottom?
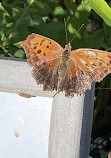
21, 34, 111, 97
57, 44, 71, 80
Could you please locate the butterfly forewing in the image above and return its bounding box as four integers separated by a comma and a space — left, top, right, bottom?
21, 34, 63, 90
21, 33, 63, 65
70, 49, 111, 82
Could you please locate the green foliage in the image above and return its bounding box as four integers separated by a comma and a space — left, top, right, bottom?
89, 150, 108, 158
0, 0, 111, 58
99, 150, 108, 158
89, 0, 111, 26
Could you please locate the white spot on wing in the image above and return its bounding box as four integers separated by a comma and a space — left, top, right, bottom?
90, 62, 96, 68
30, 39, 38, 45
80, 59, 88, 66
85, 50, 97, 58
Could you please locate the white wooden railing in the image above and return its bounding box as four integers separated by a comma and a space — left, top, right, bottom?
0, 57, 95, 158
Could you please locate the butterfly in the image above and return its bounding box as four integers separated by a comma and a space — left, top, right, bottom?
21, 33, 111, 97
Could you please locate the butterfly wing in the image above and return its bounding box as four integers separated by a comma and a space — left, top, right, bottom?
21, 33, 63, 91
64, 48, 111, 96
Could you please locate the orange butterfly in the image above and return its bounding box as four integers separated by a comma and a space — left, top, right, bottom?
21, 34, 111, 97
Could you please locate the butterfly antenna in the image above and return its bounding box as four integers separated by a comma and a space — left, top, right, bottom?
69, 24, 84, 44
64, 18, 68, 44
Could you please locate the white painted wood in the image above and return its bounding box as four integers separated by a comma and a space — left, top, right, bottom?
0, 57, 55, 97
0, 57, 95, 158
48, 83, 95, 158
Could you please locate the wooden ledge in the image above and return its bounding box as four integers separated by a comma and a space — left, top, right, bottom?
0, 57, 55, 97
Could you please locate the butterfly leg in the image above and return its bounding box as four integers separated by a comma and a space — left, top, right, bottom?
53, 89, 62, 97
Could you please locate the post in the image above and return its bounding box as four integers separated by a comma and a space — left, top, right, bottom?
48, 83, 95, 158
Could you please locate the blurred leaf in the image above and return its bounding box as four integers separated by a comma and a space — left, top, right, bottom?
14, 41, 22, 48
99, 150, 108, 158
82, 29, 105, 48
46, 21, 65, 46
14, 49, 25, 58
27, 0, 52, 16
28, 15, 48, 35
89, 0, 111, 26
64, 0, 77, 14
103, 23, 111, 47
53, 6, 65, 15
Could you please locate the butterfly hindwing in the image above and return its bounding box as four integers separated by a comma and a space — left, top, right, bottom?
58, 59, 93, 97
58, 48, 111, 96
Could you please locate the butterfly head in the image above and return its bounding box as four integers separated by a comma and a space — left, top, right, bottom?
65, 42, 72, 51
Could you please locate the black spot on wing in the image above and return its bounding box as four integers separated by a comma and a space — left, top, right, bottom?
40, 39, 45, 46
47, 45, 49, 48
43, 52, 46, 56
37, 50, 41, 53
34, 46, 37, 49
